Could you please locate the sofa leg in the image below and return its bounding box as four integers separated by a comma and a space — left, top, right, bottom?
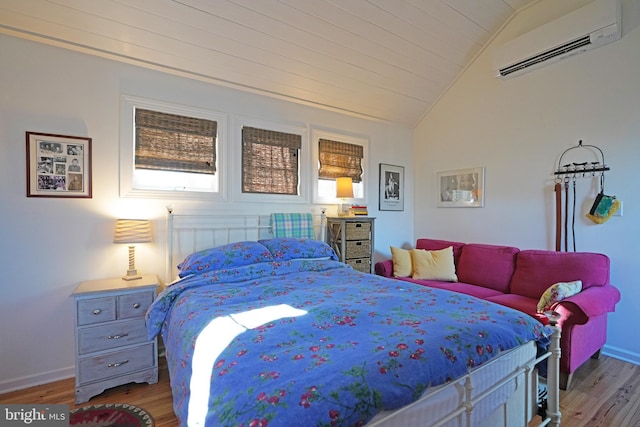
591, 349, 602, 360
559, 371, 572, 390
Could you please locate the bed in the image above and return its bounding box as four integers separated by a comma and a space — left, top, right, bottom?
147, 212, 561, 427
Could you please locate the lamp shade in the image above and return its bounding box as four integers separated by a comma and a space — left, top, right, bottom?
113, 219, 153, 244
335, 177, 354, 198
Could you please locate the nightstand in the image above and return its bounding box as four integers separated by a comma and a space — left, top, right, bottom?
326, 217, 375, 273
72, 274, 159, 404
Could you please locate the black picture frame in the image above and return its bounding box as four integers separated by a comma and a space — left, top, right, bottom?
379, 163, 404, 211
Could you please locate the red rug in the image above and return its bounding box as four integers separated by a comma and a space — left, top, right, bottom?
70, 403, 154, 427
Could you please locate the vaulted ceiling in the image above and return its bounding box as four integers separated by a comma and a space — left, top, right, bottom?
0, 0, 537, 126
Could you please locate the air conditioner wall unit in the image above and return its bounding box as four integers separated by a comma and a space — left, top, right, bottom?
493, 0, 621, 78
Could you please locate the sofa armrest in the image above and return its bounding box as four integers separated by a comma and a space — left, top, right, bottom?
375, 259, 394, 278
557, 284, 621, 318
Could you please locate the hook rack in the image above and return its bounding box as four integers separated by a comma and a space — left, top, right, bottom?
554, 140, 610, 177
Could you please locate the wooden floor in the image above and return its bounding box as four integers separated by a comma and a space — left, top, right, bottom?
1, 356, 639, 426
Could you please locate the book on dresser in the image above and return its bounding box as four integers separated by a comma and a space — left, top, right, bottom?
71, 274, 160, 404
349, 205, 369, 216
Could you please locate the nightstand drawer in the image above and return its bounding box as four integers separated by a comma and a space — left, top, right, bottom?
118, 291, 153, 319
78, 319, 148, 354
344, 222, 371, 240
78, 342, 155, 385
77, 297, 116, 326
346, 258, 371, 273
344, 240, 371, 259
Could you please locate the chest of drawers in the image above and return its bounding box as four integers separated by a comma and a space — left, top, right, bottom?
72, 275, 159, 403
326, 217, 375, 273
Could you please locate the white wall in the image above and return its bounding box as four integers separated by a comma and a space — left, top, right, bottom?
0, 34, 414, 392
414, 0, 640, 364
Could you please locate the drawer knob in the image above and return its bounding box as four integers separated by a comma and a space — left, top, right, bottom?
133, 303, 141, 309
107, 333, 129, 340
107, 360, 129, 368
92, 309, 102, 315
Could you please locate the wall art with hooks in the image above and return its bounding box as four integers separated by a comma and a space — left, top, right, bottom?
553, 140, 619, 253
554, 140, 610, 178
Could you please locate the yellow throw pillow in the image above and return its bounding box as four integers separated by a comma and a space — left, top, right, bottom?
536, 280, 582, 313
410, 247, 457, 282
390, 246, 412, 277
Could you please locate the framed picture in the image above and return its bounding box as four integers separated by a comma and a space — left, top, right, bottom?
26, 132, 92, 198
437, 167, 485, 207
379, 163, 404, 211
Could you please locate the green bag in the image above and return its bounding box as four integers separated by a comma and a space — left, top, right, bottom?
586, 192, 619, 224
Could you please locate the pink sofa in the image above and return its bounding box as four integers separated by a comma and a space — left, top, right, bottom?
374, 238, 621, 390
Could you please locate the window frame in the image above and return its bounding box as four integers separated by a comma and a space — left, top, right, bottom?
119, 95, 227, 200
232, 116, 309, 204
311, 128, 369, 206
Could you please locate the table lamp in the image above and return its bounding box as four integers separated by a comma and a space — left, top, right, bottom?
336, 177, 354, 217
113, 219, 152, 280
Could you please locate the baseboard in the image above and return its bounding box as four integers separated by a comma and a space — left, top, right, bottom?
602, 344, 640, 366
0, 366, 74, 395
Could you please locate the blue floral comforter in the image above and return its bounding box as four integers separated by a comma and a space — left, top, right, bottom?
146, 239, 549, 427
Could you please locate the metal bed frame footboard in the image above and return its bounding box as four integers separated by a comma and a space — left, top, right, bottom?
368, 322, 561, 427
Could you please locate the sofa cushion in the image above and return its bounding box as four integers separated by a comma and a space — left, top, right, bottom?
485, 294, 548, 322
416, 238, 465, 265
398, 277, 504, 299
456, 244, 519, 293
410, 247, 457, 281
510, 250, 610, 299
390, 246, 412, 277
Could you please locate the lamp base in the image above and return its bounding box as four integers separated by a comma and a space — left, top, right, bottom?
337, 202, 353, 217
122, 246, 142, 280
122, 269, 141, 281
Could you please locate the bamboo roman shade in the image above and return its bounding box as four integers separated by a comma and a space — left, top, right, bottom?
135, 108, 217, 175
318, 139, 363, 183
242, 126, 301, 195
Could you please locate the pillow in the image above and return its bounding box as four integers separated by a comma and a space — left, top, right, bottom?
177, 241, 273, 277
258, 238, 338, 261
410, 247, 457, 282
537, 280, 582, 313
390, 246, 412, 277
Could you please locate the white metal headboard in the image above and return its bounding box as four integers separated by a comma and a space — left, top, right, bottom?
165, 210, 326, 283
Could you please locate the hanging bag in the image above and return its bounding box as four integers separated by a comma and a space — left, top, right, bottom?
586, 174, 619, 224
586, 192, 619, 224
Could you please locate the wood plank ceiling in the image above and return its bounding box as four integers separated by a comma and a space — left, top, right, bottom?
0, 0, 536, 126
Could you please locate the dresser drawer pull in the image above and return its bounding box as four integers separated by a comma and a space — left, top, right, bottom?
107, 360, 129, 368
133, 303, 141, 309
92, 309, 102, 315
107, 333, 129, 340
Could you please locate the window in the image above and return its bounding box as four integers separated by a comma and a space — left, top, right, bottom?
311, 129, 368, 204
135, 109, 216, 175
241, 126, 302, 196
120, 95, 226, 199
318, 139, 364, 183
